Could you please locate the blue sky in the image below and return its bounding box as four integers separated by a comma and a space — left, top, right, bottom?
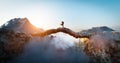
0, 0, 120, 31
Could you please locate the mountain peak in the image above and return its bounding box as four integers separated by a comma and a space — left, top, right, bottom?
92, 26, 114, 31
1, 18, 44, 33
80, 26, 114, 34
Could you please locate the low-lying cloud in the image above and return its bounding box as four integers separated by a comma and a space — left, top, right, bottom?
8, 33, 89, 63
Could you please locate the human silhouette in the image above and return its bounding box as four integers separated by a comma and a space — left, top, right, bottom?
61, 21, 64, 27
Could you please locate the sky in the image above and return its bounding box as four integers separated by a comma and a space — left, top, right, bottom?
0, 0, 120, 31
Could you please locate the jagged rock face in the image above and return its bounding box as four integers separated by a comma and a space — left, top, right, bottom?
0, 28, 31, 63
1, 18, 44, 34
77, 26, 120, 63
83, 31, 120, 63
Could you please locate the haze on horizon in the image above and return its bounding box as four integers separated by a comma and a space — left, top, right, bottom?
0, 0, 120, 31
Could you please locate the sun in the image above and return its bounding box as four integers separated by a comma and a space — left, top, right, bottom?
29, 18, 49, 29
25, 5, 58, 30
28, 16, 56, 30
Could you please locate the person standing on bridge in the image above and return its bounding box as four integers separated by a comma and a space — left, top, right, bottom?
61, 21, 64, 27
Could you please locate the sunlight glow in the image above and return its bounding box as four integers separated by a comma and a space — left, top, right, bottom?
80, 38, 89, 43
26, 5, 58, 30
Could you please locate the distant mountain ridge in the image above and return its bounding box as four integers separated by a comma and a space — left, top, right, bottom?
80, 26, 114, 34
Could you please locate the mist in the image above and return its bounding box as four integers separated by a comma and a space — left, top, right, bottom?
8, 33, 89, 63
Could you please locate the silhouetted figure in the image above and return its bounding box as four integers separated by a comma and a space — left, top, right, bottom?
61, 21, 64, 27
